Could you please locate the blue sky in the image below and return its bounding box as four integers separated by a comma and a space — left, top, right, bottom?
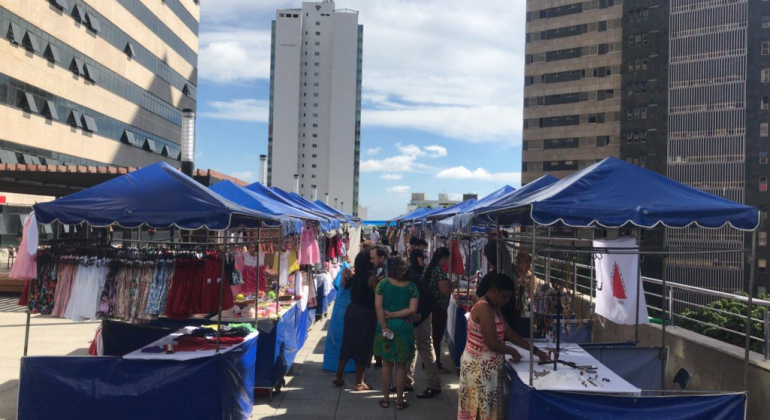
194, 0, 526, 219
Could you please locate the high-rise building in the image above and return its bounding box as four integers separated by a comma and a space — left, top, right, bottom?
0, 0, 197, 170
522, 0, 625, 185
267, 0, 362, 215
621, 0, 769, 296
523, 0, 770, 294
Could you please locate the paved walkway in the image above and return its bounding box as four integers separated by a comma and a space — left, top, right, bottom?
252, 312, 460, 420
0, 297, 460, 420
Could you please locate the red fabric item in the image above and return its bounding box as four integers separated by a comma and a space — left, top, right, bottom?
258, 265, 267, 293
441, 239, 465, 276
18, 278, 30, 307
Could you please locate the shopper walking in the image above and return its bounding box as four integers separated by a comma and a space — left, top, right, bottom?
408, 247, 451, 398
373, 256, 419, 410
370, 228, 381, 244
458, 273, 549, 420
425, 246, 453, 374
333, 247, 378, 390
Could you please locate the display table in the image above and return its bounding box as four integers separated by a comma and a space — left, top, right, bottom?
507, 343, 640, 395
124, 327, 259, 361
506, 344, 747, 420
19, 333, 257, 420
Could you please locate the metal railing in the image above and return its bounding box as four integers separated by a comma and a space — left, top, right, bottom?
526, 257, 770, 360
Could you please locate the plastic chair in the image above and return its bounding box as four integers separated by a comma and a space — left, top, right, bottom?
670, 368, 692, 390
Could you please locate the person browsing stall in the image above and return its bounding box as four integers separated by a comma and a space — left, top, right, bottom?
459, 273, 550, 420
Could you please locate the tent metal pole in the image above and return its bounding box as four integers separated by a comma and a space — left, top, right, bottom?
661, 239, 668, 390
529, 221, 536, 386
495, 215, 501, 275
215, 233, 227, 354
256, 226, 261, 332
635, 237, 641, 344
743, 230, 757, 391
277, 226, 283, 318
22, 226, 41, 357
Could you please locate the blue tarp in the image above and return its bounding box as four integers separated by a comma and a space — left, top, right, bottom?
430, 187, 513, 235
245, 182, 333, 232
477, 158, 760, 230
454, 176, 558, 233
256, 302, 310, 387
323, 262, 355, 373
509, 376, 746, 420
19, 337, 257, 420
34, 162, 277, 230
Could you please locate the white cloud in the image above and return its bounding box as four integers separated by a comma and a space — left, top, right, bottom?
397, 143, 426, 157
436, 166, 521, 185
198, 29, 272, 83
231, 171, 256, 181
425, 145, 448, 158
201, 99, 269, 122
366, 147, 382, 156
198, 0, 526, 144
195, 151, 204, 158
380, 173, 404, 180
387, 185, 411, 194
360, 154, 438, 173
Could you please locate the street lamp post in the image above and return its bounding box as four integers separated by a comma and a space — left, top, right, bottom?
341, 202, 344, 213
325, 193, 329, 205
312, 185, 317, 201
334, 198, 338, 209
294, 174, 299, 194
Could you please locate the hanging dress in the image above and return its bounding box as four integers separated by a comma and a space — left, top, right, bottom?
298, 226, 321, 265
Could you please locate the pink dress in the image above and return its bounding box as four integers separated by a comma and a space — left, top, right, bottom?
11, 213, 38, 280
298, 226, 320, 265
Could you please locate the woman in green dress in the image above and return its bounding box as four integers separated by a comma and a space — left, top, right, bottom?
373, 255, 419, 410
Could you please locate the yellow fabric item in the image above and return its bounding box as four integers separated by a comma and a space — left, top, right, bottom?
289, 250, 299, 273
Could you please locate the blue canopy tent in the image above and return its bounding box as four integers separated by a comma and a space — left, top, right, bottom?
313, 200, 359, 224
453, 175, 559, 234
270, 187, 343, 230
245, 182, 335, 231
475, 158, 759, 420
25, 162, 272, 420
428, 186, 515, 236
210, 180, 328, 235
34, 162, 281, 231
475, 158, 759, 230
424, 198, 477, 221
390, 206, 432, 225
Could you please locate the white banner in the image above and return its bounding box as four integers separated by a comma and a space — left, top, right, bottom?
593, 238, 649, 325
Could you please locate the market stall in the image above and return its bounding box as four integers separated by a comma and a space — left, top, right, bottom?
465, 157, 758, 420
18, 162, 293, 420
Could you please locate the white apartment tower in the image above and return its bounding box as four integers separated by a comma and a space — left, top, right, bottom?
267, 1, 363, 215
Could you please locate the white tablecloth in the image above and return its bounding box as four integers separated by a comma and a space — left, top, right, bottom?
124, 327, 259, 361
507, 343, 641, 395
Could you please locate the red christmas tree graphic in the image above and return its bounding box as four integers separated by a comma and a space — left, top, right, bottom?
611, 262, 627, 299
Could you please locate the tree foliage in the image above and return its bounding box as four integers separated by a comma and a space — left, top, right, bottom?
679, 293, 768, 353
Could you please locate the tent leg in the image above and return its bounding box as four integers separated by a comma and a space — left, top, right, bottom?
743, 231, 757, 391
635, 239, 641, 344
529, 222, 536, 387
215, 240, 226, 354
661, 245, 668, 390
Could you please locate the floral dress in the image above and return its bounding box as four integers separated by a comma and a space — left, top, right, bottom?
458, 300, 506, 420
372, 279, 419, 363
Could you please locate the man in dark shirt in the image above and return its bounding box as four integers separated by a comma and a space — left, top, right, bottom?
476, 240, 522, 335
409, 239, 427, 280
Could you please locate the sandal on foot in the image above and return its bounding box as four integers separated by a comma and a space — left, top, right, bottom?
396, 400, 410, 410
332, 378, 345, 387
379, 399, 390, 409
354, 383, 372, 391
